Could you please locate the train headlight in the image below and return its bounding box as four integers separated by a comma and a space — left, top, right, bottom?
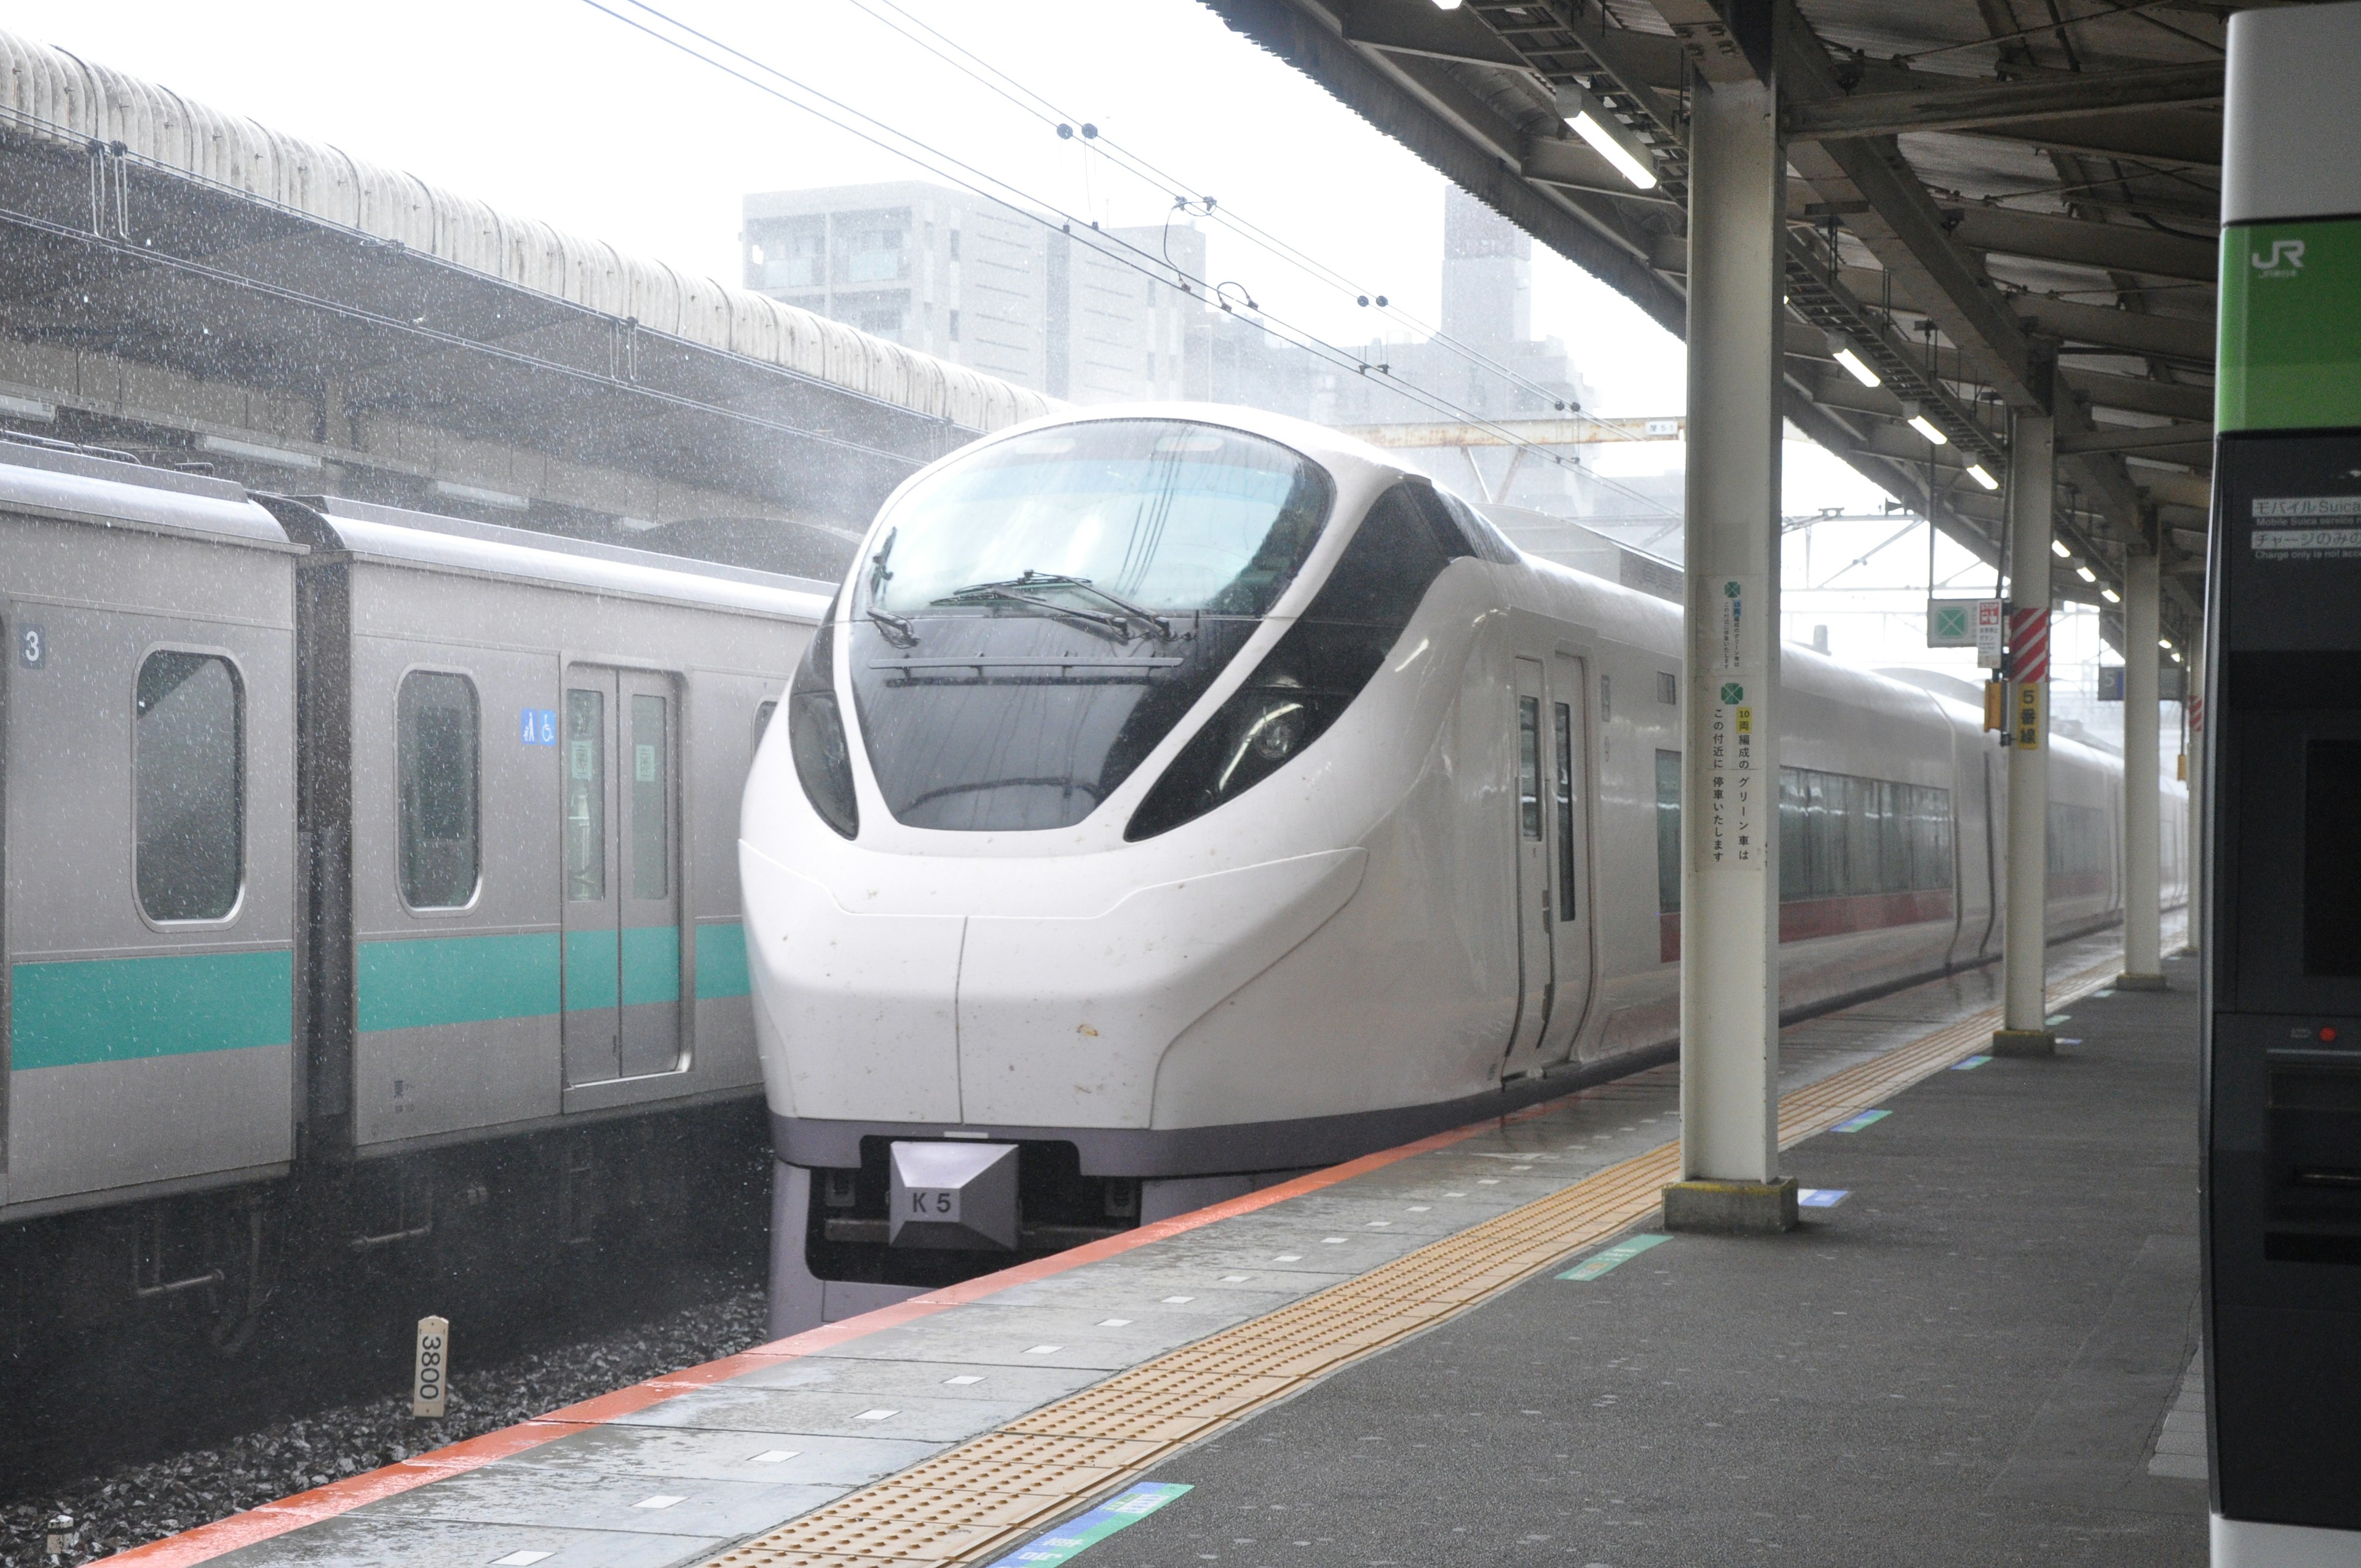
788, 622, 860, 839
1246, 702, 1306, 765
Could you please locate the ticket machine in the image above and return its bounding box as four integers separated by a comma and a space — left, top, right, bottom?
2207, 6, 2361, 1563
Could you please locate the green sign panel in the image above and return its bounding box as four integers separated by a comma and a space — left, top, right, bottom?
1929, 601, 1972, 645
2218, 217, 2361, 433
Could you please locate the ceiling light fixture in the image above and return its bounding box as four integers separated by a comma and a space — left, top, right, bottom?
2051, 539, 2071, 558
2100, 587, 2121, 603
1554, 85, 1659, 191
1832, 345, 1881, 387
1966, 463, 1999, 491
1907, 414, 1949, 446
2076, 565, 2097, 583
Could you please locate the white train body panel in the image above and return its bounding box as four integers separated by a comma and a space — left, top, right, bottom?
741, 403, 2185, 1317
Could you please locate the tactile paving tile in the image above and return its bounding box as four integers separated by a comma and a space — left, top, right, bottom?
698, 957, 2121, 1567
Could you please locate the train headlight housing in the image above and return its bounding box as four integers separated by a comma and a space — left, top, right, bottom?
788, 621, 860, 839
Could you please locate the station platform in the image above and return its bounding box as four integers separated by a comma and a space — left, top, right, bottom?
114, 933, 2201, 1568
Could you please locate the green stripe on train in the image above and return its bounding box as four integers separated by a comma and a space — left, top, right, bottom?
10, 949, 293, 1070
359, 923, 748, 1032
695, 921, 750, 1000
359, 932, 561, 1032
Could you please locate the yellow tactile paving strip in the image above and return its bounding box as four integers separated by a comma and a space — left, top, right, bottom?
706, 959, 2120, 1567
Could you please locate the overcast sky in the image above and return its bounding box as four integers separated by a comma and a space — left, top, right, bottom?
17, 0, 1882, 512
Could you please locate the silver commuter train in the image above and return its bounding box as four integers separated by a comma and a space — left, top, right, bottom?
742, 403, 2187, 1331
0, 438, 824, 1339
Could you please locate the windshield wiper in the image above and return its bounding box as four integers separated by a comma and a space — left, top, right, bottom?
931, 582, 1133, 641
867, 608, 918, 647
937, 571, 1174, 641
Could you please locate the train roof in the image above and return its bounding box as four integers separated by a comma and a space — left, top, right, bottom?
293, 496, 836, 620
0, 433, 295, 549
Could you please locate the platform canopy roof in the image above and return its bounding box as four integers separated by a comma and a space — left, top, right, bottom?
1206, 0, 2226, 649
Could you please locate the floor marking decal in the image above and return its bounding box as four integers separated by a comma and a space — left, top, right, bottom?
1952, 1055, 1992, 1071
1798, 1189, 1849, 1208
981, 1483, 1192, 1566
1557, 1233, 1673, 1280
1833, 1109, 1891, 1133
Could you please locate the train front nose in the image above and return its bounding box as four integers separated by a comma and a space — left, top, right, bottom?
739, 841, 963, 1124
743, 841, 1366, 1131
951, 848, 1366, 1128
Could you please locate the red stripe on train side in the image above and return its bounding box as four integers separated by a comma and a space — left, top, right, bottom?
1658, 887, 1956, 963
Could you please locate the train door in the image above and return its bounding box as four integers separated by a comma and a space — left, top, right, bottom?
561, 667, 683, 1087
1503, 657, 1553, 1071
1539, 654, 1594, 1060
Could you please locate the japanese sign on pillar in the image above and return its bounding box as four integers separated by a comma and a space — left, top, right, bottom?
1704, 578, 1765, 870
2007, 608, 2050, 750
1975, 599, 2005, 669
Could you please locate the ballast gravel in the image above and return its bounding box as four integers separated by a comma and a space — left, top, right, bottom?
0, 1286, 769, 1567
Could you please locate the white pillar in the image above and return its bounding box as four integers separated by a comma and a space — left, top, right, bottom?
1664, 68, 1794, 1234
2120, 546, 2165, 987
1996, 412, 2055, 1053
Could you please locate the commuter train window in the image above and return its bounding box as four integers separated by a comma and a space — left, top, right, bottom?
1656, 671, 1677, 706
2047, 801, 2109, 885
564, 689, 606, 900
1517, 696, 1543, 840
1554, 703, 1577, 921
631, 694, 668, 900
1655, 750, 1681, 914
134, 651, 243, 922
397, 671, 481, 909
756, 699, 778, 743
1776, 765, 1953, 901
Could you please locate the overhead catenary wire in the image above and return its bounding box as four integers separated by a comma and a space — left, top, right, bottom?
829, 0, 1610, 433
585, 0, 1680, 517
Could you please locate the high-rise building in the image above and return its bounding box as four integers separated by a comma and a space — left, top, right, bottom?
741, 181, 1191, 404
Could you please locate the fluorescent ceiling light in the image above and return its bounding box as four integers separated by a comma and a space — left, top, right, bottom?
1832, 347, 1881, 387
1966, 463, 1998, 491
1555, 85, 1658, 191
1431, 0, 1462, 7
2076, 565, 2097, 583
2051, 539, 2071, 558
2171, 651, 2183, 662
2159, 637, 2173, 650
2100, 587, 2121, 603
199, 433, 322, 470
1906, 414, 1948, 446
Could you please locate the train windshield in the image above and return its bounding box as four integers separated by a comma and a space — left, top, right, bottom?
848, 419, 1336, 832
866, 419, 1331, 618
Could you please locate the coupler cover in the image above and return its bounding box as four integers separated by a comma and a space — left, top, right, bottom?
888, 1141, 1019, 1250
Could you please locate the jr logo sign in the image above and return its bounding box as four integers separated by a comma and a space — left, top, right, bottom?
2252, 237, 2306, 277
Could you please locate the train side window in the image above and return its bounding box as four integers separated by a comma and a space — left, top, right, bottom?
134, 651, 243, 922
565, 689, 606, 900
1655, 750, 1681, 914
630, 694, 668, 900
1554, 702, 1577, 921
756, 699, 778, 744
1517, 696, 1543, 839
398, 671, 481, 909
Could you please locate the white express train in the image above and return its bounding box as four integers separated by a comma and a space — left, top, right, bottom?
739, 405, 2185, 1329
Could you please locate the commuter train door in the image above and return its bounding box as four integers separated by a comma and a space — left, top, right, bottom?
1503, 657, 1554, 1070
561, 667, 682, 1085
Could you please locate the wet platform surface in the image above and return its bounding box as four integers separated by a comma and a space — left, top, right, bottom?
125, 932, 2197, 1568
1088, 954, 2207, 1568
